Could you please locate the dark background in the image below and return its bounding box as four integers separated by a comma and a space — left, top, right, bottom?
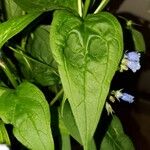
110, 0, 150, 150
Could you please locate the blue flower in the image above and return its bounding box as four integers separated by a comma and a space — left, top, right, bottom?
127, 60, 141, 73
120, 51, 141, 73
124, 51, 141, 62
119, 93, 134, 103
110, 89, 134, 103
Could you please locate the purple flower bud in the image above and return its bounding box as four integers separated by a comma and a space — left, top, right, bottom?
119, 93, 134, 103
105, 102, 114, 115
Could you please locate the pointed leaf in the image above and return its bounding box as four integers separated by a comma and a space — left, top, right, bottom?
100, 116, 134, 150
61, 100, 96, 150
0, 13, 40, 49
130, 28, 146, 52
0, 82, 54, 150
13, 0, 78, 13
50, 10, 123, 149
26, 25, 59, 86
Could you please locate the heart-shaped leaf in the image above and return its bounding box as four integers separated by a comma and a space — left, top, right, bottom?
100, 116, 134, 150
50, 10, 123, 149
0, 82, 54, 150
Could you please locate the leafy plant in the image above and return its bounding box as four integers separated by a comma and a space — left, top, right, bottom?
0, 0, 145, 150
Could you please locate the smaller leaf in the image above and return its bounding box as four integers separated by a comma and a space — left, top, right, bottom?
0, 12, 40, 49
130, 28, 146, 52
61, 100, 96, 150
4, 0, 23, 19
0, 82, 54, 150
100, 116, 135, 150
0, 120, 10, 145
25, 25, 59, 86
62, 100, 82, 144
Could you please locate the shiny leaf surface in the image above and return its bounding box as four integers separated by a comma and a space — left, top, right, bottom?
0, 82, 54, 150
50, 10, 123, 149
0, 13, 40, 49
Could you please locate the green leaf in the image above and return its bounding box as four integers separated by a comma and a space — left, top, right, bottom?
61, 100, 96, 150
0, 89, 10, 145
0, 82, 54, 150
0, 12, 40, 49
13, 0, 78, 13
100, 116, 135, 150
0, 120, 10, 145
61, 100, 82, 144
4, 0, 23, 19
130, 28, 146, 52
25, 25, 59, 86
50, 10, 123, 149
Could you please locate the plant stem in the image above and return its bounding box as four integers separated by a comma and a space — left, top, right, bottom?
94, 0, 110, 14
50, 89, 63, 106
78, 0, 83, 17
0, 60, 18, 88
83, 0, 91, 18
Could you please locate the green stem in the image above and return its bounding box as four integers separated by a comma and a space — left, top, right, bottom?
50, 89, 63, 106
0, 60, 18, 88
94, 0, 110, 14
83, 0, 91, 18
78, 0, 83, 17
21, 36, 27, 51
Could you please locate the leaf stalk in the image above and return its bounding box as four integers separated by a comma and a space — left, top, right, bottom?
83, 0, 91, 18
94, 0, 110, 14
0, 60, 18, 88
50, 89, 63, 106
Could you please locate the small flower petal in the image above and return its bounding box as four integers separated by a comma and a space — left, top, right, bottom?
125, 51, 141, 62
111, 90, 134, 103
120, 93, 134, 103
127, 61, 141, 73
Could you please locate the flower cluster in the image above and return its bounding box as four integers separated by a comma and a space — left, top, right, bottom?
120, 51, 141, 73
106, 51, 140, 115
